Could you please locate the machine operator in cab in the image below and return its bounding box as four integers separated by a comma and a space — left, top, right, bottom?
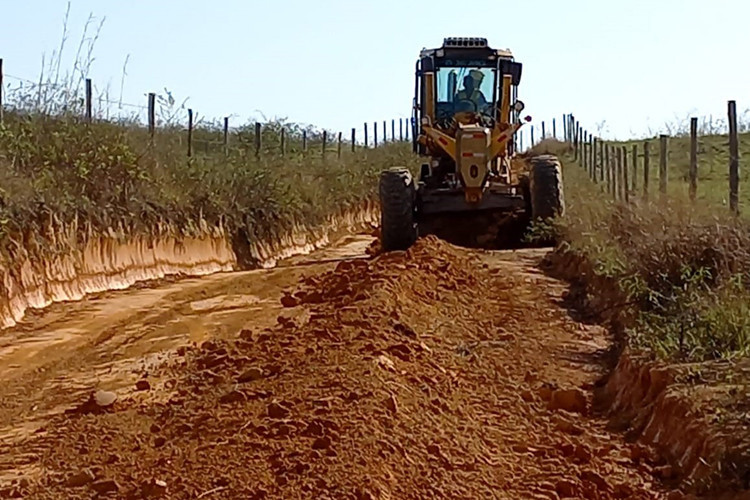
454, 69, 489, 113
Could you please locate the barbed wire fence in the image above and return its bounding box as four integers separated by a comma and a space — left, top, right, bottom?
549, 105, 746, 215
0, 57, 414, 159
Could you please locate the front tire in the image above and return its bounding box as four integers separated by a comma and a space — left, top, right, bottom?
529, 155, 565, 221
379, 167, 417, 252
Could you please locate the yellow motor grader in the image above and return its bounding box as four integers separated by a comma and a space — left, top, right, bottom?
379, 37, 564, 251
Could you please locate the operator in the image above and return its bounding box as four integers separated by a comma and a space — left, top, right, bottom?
455, 70, 488, 112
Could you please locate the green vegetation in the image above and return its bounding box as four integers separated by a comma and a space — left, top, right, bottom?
0, 14, 419, 264
609, 130, 750, 216
539, 137, 750, 362
0, 84, 417, 264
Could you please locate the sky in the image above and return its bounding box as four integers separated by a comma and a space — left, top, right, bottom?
2, 0, 749, 140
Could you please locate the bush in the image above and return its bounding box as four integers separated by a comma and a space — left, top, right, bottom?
557, 149, 750, 361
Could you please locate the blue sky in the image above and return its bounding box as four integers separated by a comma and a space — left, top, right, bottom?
2, 0, 749, 140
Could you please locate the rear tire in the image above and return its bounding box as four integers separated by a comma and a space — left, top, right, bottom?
529, 155, 565, 221
379, 167, 417, 251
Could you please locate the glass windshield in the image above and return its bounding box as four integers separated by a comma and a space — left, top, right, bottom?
436, 66, 496, 122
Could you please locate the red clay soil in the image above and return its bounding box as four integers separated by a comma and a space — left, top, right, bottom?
4, 237, 680, 499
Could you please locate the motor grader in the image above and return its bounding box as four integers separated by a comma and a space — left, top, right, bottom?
379, 37, 564, 251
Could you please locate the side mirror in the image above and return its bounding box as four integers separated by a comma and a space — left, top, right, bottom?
513, 100, 525, 113
499, 60, 522, 85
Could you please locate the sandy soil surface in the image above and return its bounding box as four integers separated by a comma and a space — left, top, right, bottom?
0, 235, 681, 499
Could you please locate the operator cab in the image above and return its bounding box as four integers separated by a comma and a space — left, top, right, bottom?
412, 37, 523, 156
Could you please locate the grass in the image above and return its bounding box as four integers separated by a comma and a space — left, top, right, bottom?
0, 109, 418, 259
0, 11, 420, 265
604, 131, 750, 217
535, 138, 750, 362
0, 47, 418, 268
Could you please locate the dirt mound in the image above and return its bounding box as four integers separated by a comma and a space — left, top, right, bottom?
10, 236, 666, 499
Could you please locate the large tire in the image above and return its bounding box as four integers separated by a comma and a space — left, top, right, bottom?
529, 155, 565, 221
379, 167, 417, 251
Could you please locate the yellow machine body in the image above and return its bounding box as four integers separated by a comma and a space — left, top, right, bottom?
377, 37, 564, 252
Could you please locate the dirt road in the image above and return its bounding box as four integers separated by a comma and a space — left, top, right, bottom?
0, 235, 675, 499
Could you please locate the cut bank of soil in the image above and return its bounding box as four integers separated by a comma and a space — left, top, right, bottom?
4, 237, 684, 499
543, 247, 750, 498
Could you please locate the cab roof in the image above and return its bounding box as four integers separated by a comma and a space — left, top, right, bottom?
419, 37, 514, 60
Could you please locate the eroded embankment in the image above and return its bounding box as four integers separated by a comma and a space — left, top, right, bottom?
543, 246, 750, 498
0, 201, 378, 329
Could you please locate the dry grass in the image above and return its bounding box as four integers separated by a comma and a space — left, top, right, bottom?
0, 109, 417, 255
532, 139, 750, 361
589, 130, 750, 217
0, 12, 419, 260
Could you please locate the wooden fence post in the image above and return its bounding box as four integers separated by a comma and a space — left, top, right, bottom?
302, 130, 307, 152
280, 127, 286, 156
617, 146, 624, 200
562, 114, 568, 142
689, 117, 698, 202
322, 131, 328, 159
337, 132, 342, 159
0, 58, 4, 124
85, 78, 93, 123
729, 100, 739, 214
572, 116, 577, 143
400, 119, 404, 141
572, 115, 576, 142
599, 139, 605, 183
616, 146, 623, 200
148, 92, 156, 143
223, 116, 229, 155
659, 134, 668, 199
605, 143, 611, 194
622, 146, 629, 202
591, 137, 597, 182
351, 128, 356, 152
364, 123, 368, 148
569, 115, 574, 143
631, 144, 637, 193
255, 122, 262, 158
612, 146, 619, 199
574, 122, 580, 160
374, 122, 378, 147
542, 121, 546, 140
187, 109, 194, 157
567, 115, 572, 142
643, 141, 650, 200
531, 126, 535, 147
553, 118, 557, 139
581, 130, 591, 174
391, 119, 395, 143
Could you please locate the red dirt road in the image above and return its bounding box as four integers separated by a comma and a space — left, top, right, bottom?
1, 236, 676, 499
